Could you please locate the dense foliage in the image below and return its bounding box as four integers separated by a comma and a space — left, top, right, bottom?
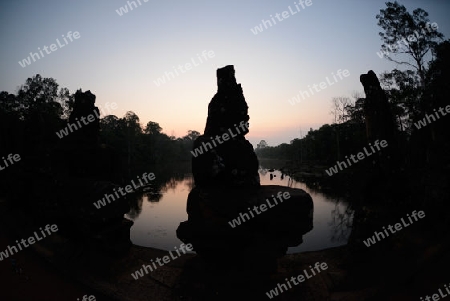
0, 75, 201, 176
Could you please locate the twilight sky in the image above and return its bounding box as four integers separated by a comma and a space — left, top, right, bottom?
1, 0, 449, 147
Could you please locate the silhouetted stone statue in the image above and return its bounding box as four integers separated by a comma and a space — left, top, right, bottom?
192, 65, 259, 188
360, 70, 397, 147
361, 71, 399, 164
69, 89, 100, 146
63, 89, 121, 180
177, 65, 313, 274
52, 89, 132, 255
360, 70, 400, 199
204, 65, 249, 136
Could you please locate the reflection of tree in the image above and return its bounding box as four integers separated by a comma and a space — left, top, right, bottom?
184, 175, 195, 191
126, 169, 193, 216
329, 202, 354, 243
146, 172, 193, 202
127, 194, 143, 220
146, 192, 163, 203
159, 171, 190, 194
161, 177, 180, 193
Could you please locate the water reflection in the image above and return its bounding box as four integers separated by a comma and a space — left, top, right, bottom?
329, 202, 354, 243
259, 168, 354, 253
126, 166, 353, 253
127, 194, 143, 220
125, 175, 193, 250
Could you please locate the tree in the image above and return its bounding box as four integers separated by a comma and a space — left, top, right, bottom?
343, 92, 365, 124
257, 140, 268, 149
123, 111, 141, 174
376, 1, 444, 84
18, 75, 58, 104
330, 97, 352, 124
183, 130, 200, 141
380, 69, 421, 132
13, 75, 73, 150
0, 92, 19, 114
100, 115, 126, 149
124, 111, 141, 133
144, 121, 162, 135
330, 97, 353, 160
58, 87, 74, 120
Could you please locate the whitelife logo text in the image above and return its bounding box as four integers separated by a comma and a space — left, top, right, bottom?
18, 31, 80, 68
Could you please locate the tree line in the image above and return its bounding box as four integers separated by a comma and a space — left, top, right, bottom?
0, 74, 201, 180
256, 1, 450, 173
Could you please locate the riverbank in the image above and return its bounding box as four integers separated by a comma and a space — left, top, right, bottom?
1, 198, 448, 300
0, 197, 342, 300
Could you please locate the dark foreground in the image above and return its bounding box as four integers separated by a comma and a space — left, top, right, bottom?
1, 199, 448, 301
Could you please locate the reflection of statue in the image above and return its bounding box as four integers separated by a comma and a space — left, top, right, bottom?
177, 66, 314, 275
